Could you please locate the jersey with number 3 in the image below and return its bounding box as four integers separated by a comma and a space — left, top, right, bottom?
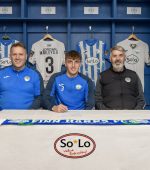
29, 39, 65, 87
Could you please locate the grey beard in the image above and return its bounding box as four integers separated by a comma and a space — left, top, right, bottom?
112, 63, 124, 72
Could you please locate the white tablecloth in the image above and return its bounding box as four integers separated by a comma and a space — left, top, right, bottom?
0, 110, 150, 170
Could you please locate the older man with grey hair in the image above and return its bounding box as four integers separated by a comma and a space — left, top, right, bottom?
95, 45, 145, 110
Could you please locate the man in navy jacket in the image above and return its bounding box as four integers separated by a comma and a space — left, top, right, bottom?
95, 45, 145, 110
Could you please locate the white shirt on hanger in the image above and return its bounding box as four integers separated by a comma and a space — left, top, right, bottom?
117, 38, 150, 89
29, 38, 65, 87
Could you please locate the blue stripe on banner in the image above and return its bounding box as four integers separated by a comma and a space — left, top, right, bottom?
1, 119, 150, 126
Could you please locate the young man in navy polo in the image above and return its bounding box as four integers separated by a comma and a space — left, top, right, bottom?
43, 50, 95, 112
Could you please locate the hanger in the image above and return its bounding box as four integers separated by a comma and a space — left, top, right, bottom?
128, 26, 139, 41
2, 26, 10, 40
43, 33, 54, 41
89, 25, 94, 39
43, 26, 54, 41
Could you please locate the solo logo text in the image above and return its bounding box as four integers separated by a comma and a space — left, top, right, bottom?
54, 133, 96, 159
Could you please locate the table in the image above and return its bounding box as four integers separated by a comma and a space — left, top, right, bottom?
0, 110, 150, 170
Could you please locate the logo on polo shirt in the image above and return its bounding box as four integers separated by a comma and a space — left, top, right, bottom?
76, 84, 82, 90
125, 77, 131, 83
24, 76, 30, 81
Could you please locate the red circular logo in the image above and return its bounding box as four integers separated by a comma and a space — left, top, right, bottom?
54, 133, 96, 159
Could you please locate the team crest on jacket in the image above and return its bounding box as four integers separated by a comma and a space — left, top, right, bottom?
24, 76, 30, 81
76, 84, 82, 90
125, 77, 131, 83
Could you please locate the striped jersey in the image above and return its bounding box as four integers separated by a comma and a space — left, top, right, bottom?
0, 39, 18, 68
29, 38, 65, 87
117, 38, 150, 89
76, 39, 108, 85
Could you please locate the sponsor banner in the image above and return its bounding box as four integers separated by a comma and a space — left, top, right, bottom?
1, 119, 150, 126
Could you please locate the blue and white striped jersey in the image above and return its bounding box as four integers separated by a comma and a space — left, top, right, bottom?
0, 39, 18, 68
76, 39, 108, 85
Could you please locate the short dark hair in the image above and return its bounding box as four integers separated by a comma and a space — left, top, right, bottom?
65, 50, 82, 61
10, 42, 26, 53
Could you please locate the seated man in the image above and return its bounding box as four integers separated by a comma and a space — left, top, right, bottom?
95, 45, 145, 110
43, 50, 95, 112
0, 42, 44, 110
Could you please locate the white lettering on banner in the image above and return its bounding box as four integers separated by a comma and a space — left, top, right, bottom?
65, 119, 75, 123
54, 133, 96, 158
74, 120, 83, 123
93, 120, 102, 123
31, 120, 39, 123
2, 119, 150, 126
82, 120, 92, 123
52, 120, 61, 123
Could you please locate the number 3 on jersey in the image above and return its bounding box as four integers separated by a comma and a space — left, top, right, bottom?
45, 56, 54, 74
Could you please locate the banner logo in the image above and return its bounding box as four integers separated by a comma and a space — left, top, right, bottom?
54, 133, 96, 159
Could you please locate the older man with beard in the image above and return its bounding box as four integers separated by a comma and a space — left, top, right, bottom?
95, 45, 145, 110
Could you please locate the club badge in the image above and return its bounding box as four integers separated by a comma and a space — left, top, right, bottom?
125, 77, 131, 83
24, 76, 30, 81
76, 84, 82, 90
130, 44, 137, 49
